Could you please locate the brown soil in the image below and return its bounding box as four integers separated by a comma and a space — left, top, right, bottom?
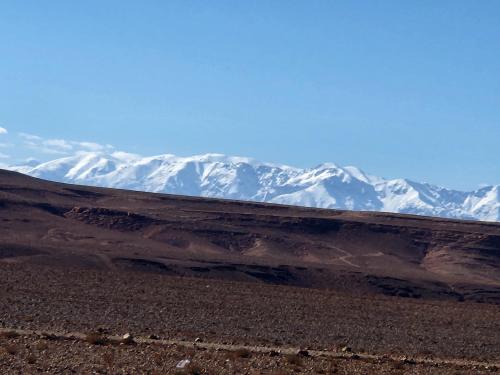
0, 328, 498, 374
1, 169, 500, 301
2, 263, 500, 364
1, 169, 500, 372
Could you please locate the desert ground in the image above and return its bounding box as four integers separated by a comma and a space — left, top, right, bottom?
1, 169, 500, 373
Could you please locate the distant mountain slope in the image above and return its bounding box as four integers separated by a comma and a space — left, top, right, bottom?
9, 152, 499, 222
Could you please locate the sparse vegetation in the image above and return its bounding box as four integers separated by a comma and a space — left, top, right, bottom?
102, 350, 115, 368
285, 354, 303, 367
228, 348, 252, 359
34, 341, 48, 351
0, 330, 19, 339
0, 332, 494, 374
0, 165, 499, 375
392, 361, 406, 370
85, 332, 108, 346
186, 364, 202, 375
175, 363, 202, 375
40, 332, 59, 341
3, 343, 19, 355
26, 353, 37, 364
152, 350, 167, 366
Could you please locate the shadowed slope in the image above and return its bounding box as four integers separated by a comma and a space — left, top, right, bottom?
1, 169, 500, 302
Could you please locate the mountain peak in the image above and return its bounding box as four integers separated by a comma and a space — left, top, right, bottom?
8, 152, 499, 222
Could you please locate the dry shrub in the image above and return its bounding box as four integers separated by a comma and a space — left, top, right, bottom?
326, 359, 339, 374
153, 351, 167, 365
175, 363, 202, 375
102, 350, 115, 368
26, 353, 37, 364
40, 332, 59, 341
34, 341, 48, 351
285, 354, 303, 367
180, 347, 196, 358
85, 332, 108, 345
0, 330, 19, 339
3, 343, 19, 355
187, 364, 203, 375
228, 348, 252, 360
392, 361, 406, 370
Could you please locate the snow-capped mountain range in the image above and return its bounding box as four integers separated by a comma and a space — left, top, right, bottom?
8, 152, 500, 222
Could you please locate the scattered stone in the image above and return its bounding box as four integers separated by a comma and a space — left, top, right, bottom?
341, 346, 352, 353
176, 359, 191, 369
148, 334, 159, 340
122, 333, 134, 344
194, 337, 202, 343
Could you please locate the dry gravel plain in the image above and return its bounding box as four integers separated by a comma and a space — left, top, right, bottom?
1, 263, 500, 374
1, 333, 498, 375
1, 171, 500, 373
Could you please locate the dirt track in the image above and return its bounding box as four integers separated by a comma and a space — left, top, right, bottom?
2, 327, 500, 370
1, 327, 499, 374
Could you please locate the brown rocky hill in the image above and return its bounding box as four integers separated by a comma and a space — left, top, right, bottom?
1, 168, 500, 302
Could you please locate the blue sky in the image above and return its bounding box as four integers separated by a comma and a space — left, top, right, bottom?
0, 1, 499, 190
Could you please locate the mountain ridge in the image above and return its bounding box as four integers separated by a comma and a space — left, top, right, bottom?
9, 151, 500, 222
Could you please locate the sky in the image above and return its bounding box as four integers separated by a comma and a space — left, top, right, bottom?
0, 1, 499, 190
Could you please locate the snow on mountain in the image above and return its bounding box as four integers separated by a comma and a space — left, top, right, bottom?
463, 185, 500, 222
8, 151, 500, 222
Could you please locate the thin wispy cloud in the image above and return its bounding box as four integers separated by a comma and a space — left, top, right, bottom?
0, 130, 146, 171
18, 133, 42, 141
76, 141, 113, 152
0, 127, 8, 135
17, 132, 114, 156
43, 139, 73, 151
